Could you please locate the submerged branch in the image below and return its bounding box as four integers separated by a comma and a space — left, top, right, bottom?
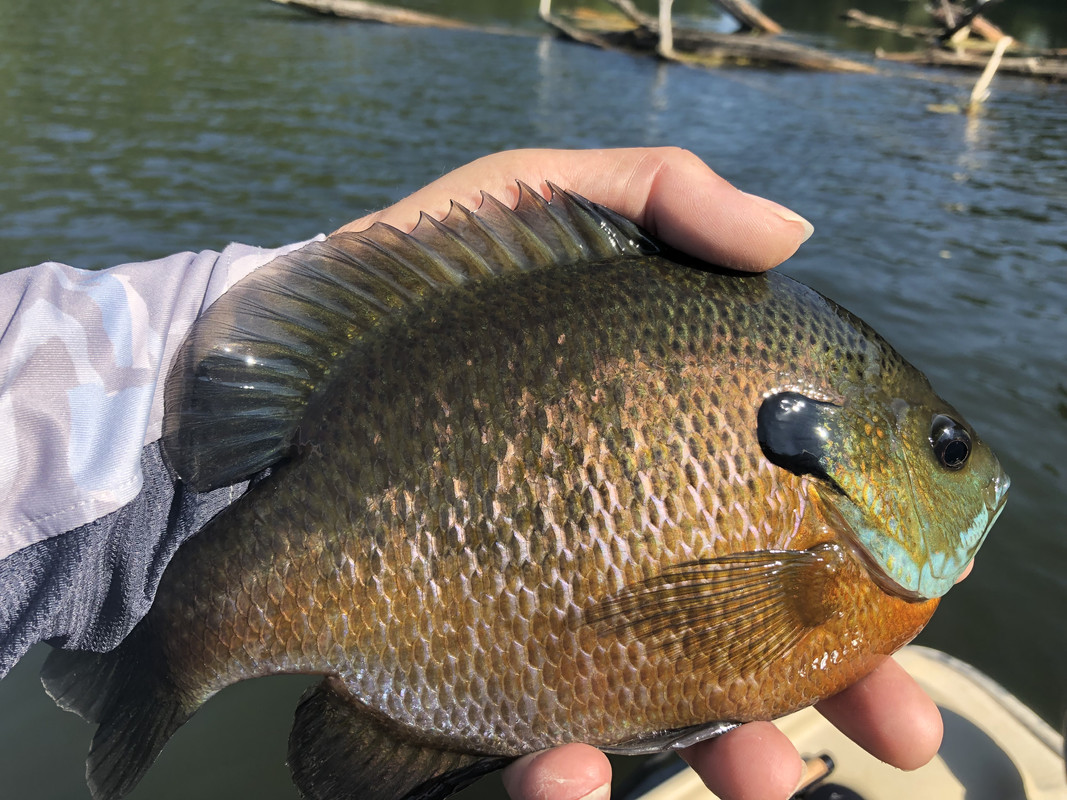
968, 35, 1013, 111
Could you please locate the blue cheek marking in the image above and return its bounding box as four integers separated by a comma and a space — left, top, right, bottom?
840, 502, 993, 599
958, 503, 992, 549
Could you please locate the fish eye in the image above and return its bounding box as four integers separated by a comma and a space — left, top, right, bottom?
930, 414, 971, 470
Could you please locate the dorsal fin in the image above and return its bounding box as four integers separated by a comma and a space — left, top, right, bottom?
162, 184, 659, 490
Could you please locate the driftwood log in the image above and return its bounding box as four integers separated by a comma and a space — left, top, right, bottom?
271, 0, 474, 29
273, 0, 875, 74
544, 1, 874, 72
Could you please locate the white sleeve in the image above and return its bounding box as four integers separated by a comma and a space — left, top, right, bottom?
0, 237, 323, 560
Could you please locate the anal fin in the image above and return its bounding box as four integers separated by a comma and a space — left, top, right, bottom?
288, 677, 511, 800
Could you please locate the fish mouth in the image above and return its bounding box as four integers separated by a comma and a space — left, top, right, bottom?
964, 467, 1010, 559
985, 469, 1011, 522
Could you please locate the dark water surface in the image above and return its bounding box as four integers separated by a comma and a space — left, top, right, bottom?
1, 0, 1064, 797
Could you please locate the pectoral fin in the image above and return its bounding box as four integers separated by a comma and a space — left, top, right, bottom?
584, 544, 845, 681
288, 677, 510, 800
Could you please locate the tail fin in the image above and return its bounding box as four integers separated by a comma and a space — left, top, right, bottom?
41, 630, 195, 800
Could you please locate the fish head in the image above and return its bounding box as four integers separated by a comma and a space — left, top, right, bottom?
758, 381, 1009, 601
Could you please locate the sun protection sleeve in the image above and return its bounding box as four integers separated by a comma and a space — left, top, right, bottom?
0, 236, 323, 677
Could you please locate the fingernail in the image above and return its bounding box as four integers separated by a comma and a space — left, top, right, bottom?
576, 785, 611, 800
743, 193, 815, 243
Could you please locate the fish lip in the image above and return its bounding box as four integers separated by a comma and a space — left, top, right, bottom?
988, 469, 1011, 515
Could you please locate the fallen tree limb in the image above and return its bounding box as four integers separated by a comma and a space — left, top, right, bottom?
275, 0, 874, 74
271, 0, 474, 28
711, 0, 782, 34
843, 6, 1009, 47
841, 9, 937, 40
670, 32, 873, 71
847, 2, 1066, 81
878, 47, 1067, 80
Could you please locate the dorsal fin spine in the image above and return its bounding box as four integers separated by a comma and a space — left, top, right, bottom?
340, 236, 425, 302
514, 181, 588, 262
544, 184, 627, 259
477, 191, 558, 268
296, 249, 398, 317
441, 201, 523, 275
366, 224, 460, 292
420, 212, 496, 280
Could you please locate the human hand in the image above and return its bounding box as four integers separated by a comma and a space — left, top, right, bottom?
340, 147, 940, 800
334, 147, 812, 272
499, 658, 941, 800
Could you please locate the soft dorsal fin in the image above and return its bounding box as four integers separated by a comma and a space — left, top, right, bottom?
161, 184, 658, 490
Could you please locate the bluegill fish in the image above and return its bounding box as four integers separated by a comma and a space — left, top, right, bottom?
42, 185, 1008, 800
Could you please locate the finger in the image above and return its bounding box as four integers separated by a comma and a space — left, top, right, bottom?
680, 721, 803, 800
956, 558, 974, 583
335, 148, 812, 272
501, 743, 611, 800
816, 657, 943, 770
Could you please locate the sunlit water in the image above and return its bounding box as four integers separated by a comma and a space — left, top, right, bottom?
1, 0, 1064, 797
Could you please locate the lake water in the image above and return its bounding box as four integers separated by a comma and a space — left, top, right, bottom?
0, 0, 1064, 797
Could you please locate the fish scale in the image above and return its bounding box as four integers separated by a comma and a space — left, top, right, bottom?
41, 187, 1007, 800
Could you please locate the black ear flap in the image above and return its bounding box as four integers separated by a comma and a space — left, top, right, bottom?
757, 392, 841, 485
